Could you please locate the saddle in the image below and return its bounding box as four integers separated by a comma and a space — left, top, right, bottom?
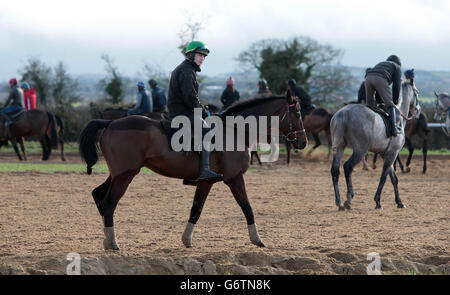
366, 104, 394, 137
0, 109, 26, 125
160, 118, 201, 153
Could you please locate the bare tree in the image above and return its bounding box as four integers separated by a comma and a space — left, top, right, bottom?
100, 54, 123, 104
19, 57, 53, 106
53, 61, 81, 108
177, 12, 210, 56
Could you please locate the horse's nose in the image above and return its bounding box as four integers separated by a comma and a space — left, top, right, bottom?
297, 140, 307, 150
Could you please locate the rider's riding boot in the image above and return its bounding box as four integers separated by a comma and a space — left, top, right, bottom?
388, 106, 402, 137
196, 143, 223, 182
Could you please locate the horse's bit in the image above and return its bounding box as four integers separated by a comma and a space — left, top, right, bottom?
280, 103, 305, 143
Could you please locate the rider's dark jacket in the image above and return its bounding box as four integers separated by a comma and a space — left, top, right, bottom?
5, 85, 24, 107
365, 61, 402, 104
220, 86, 240, 109
151, 86, 167, 112
168, 59, 205, 118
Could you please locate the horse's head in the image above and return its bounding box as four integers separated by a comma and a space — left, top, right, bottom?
434, 91, 450, 121
279, 89, 308, 150
409, 86, 421, 120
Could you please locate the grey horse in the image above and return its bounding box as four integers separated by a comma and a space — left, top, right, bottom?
330, 81, 420, 210
433, 92, 450, 136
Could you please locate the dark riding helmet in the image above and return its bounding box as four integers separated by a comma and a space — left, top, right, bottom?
404, 69, 415, 79
387, 55, 402, 67
287, 79, 296, 88
148, 79, 157, 88
258, 79, 268, 89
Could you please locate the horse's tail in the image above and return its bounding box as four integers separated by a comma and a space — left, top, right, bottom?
418, 112, 430, 135
47, 112, 59, 149
79, 120, 112, 175
330, 110, 347, 152
55, 114, 64, 136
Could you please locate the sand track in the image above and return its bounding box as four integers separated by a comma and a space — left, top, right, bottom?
0, 152, 448, 274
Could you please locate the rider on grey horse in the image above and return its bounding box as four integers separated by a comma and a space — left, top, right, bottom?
365, 55, 403, 136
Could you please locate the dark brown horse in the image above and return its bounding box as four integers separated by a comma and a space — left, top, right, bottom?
285, 107, 333, 165
79, 91, 307, 250
98, 106, 170, 122
0, 114, 66, 161
372, 111, 429, 174
0, 109, 58, 160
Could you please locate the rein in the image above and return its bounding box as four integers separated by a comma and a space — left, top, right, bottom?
280, 103, 305, 142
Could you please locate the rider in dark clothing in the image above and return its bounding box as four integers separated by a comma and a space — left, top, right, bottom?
148, 79, 167, 112
287, 79, 313, 119
128, 81, 152, 115
1, 78, 24, 126
365, 55, 402, 136
168, 40, 222, 182
257, 79, 271, 95
357, 81, 382, 104
220, 77, 240, 110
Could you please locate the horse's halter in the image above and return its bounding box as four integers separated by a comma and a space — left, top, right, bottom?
279, 102, 305, 143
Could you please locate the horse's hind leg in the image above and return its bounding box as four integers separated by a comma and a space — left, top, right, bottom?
10, 138, 22, 161
102, 169, 139, 250
18, 137, 27, 160
306, 133, 321, 157
60, 138, 66, 161
374, 153, 397, 209
405, 138, 414, 173
182, 182, 213, 248
92, 176, 112, 216
343, 152, 365, 210
396, 155, 405, 173
422, 138, 427, 174
388, 167, 405, 208
331, 147, 344, 210
225, 173, 264, 247
372, 153, 378, 169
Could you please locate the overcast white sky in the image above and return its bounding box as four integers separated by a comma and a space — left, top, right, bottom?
1, 0, 450, 80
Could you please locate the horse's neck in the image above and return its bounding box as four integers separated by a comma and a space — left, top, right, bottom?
400, 83, 413, 119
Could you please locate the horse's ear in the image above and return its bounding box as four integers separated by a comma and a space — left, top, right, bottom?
434, 91, 439, 98
286, 89, 293, 103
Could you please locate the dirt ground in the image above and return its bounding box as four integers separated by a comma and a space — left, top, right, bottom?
0, 151, 448, 275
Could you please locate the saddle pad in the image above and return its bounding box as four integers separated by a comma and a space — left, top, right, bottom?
366, 105, 393, 137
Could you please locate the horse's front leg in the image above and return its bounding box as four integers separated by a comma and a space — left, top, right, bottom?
182, 181, 213, 248
18, 137, 27, 161
225, 173, 264, 247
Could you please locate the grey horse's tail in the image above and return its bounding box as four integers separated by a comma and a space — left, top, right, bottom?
330, 110, 347, 152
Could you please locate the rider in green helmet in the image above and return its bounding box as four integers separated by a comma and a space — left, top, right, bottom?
168, 41, 222, 183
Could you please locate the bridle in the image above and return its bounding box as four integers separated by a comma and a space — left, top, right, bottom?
280, 103, 305, 143
396, 85, 420, 121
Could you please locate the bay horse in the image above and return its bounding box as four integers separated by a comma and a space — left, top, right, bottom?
330, 81, 420, 210
0, 114, 66, 161
285, 107, 333, 165
0, 109, 58, 161
79, 91, 307, 250
98, 107, 168, 121
372, 111, 429, 174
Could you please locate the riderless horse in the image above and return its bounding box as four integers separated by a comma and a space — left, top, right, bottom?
434, 92, 450, 136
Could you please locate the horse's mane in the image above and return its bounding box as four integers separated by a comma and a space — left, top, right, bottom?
219, 95, 285, 118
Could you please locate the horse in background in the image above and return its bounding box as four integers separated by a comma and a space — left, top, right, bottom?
330, 81, 420, 210
0, 113, 66, 161
284, 107, 333, 165
0, 109, 59, 161
434, 92, 450, 136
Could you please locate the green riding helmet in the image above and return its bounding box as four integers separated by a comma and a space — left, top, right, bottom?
185, 41, 210, 56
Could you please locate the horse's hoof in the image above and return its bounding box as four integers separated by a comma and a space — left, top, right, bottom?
338, 206, 346, 211
375, 205, 383, 210
372, 165, 377, 170
103, 239, 120, 251
405, 167, 411, 173
182, 236, 192, 248
257, 241, 265, 247
344, 201, 352, 210
362, 166, 368, 171
397, 203, 406, 209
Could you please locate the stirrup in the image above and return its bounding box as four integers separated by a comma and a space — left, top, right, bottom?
196, 169, 223, 182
